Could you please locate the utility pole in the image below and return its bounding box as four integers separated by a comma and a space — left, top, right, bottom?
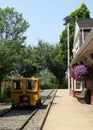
63, 15, 72, 95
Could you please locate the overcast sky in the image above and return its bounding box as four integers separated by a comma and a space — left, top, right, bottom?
0, 0, 93, 46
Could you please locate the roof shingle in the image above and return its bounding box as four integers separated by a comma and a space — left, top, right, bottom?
77, 18, 93, 28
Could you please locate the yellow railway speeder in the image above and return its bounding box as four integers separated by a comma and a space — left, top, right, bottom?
11, 77, 41, 108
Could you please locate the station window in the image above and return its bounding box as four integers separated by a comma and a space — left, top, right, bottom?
74, 80, 84, 91
26, 80, 35, 90
14, 80, 22, 90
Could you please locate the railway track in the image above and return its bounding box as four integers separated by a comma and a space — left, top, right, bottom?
0, 89, 57, 130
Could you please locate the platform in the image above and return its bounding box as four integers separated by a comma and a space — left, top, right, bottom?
43, 89, 93, 130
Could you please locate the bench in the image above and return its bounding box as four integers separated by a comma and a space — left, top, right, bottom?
76, 88, 90, 104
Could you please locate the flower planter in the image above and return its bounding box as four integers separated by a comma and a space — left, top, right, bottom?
73, 64, 93, 81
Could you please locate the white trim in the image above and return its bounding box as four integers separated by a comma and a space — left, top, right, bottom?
74, 80, 83, 91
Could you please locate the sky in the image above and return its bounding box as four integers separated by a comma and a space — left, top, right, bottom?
0, 0, 93, 46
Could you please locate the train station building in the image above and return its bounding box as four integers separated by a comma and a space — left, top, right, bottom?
70, 18, 93, 105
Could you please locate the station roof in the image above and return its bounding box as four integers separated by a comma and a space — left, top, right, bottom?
77, 18, 93, 28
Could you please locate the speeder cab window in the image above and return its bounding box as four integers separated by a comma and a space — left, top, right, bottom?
26, 81, 35, 90
14, 80, 21, 90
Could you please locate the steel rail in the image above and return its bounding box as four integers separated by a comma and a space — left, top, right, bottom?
19, 90, 54, 130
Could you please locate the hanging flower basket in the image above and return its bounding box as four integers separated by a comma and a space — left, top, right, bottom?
74, 64, 93, 81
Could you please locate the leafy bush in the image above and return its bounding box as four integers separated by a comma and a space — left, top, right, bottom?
0, 85, 11, 102
61, 78, 68, 89
41, 83, 59, 89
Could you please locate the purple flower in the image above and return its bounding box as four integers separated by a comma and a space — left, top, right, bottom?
74, 65, 88, 80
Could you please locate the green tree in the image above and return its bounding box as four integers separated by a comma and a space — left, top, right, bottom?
46, 44, 66, 85
17, 40, 51, 77
71, 2, 90, 21
0, 7, 29, 85
18, 45, 37, 77
0, 7, 29, 43
59, 2, 90, 76
32, 40, 51, 73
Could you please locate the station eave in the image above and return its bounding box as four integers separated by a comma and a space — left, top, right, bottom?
71, 29, 93, 66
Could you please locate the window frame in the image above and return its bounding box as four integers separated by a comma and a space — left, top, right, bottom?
74, 80, 83, 91
13, 80, 22, 90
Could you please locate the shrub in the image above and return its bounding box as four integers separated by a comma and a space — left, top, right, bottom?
61, 78, 68, 89
0, 85, 11, 102
41, 83, 59, 89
